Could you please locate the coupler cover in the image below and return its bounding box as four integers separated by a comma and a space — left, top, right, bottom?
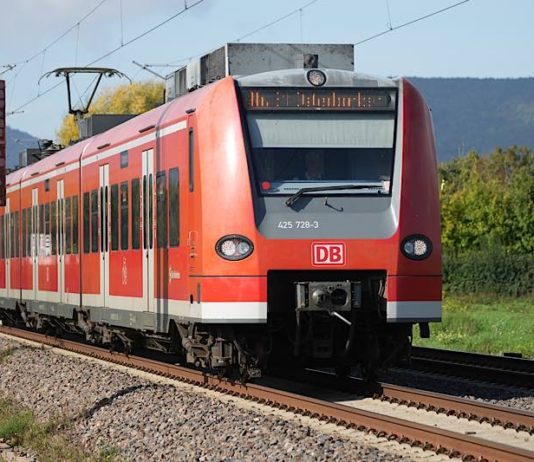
295, 281, 361, 312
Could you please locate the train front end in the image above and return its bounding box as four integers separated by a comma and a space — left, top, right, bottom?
233, 68, 441, 375
182, 44, 441, 378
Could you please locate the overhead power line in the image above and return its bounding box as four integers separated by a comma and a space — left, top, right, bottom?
8, 0, 205, 116
143, 0, 323, 70
355, 0, 470, 46
23, 0, 110, 65
234, 0, 321, 42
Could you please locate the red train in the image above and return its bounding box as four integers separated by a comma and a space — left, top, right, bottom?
0, 44, 441, 378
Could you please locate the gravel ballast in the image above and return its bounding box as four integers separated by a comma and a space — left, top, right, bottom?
382, 368, 534, 412
0, 336, 416, 461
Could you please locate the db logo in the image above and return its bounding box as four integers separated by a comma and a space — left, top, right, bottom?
312, 242, 345, 266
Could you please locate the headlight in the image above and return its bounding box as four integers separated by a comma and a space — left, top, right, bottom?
401, 235, 432, 260
215, 235, 254, 261
307, 69, 326, 87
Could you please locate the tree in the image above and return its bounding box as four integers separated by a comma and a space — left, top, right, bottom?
57, 80, 165, 145
440, 146, 534, 254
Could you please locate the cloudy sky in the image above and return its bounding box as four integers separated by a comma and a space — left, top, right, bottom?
2, 0, 533, 139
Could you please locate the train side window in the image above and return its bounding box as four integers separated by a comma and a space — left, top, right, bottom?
120, 181, 129, 250
65, 197, 72, 254
45, 203, 50, 255
149, 174, 153, 249
91, 190, 98, 253
0, 216, 3, 258
27, 208, 32, 256
72, 196, 78, 254
111, 184, 119, 251
131, 179, 140, 250
14, 212, 19, 258
26, 208, 31, 257
156, 171, 167, 248
83, 192, 90, 253
120, 150, 128, 168
169, 168, 179, 247
22, 209, 27, 257
51, 201, 57, 256
8, 214, 12, 258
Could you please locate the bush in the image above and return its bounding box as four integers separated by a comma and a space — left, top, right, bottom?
443, 247, 534, 296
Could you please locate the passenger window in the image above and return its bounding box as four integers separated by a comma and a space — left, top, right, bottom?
14, 212, 19, 258
169, 168, 179, 247
65, 198, 71, 254
131, 179, 140, 250
72, 196, 78, 254
22, 209, 27, 257
91, 190, 98, 253
156, 171, 167, 248
0, 216, 4, 258
8, 214, 12, 258
120, 150, 128, 168
111, 184, 119, 251
120, 182, 129, 250
51, 202, 57, 256
83, 192, 90, 253
26, 208, 31, 257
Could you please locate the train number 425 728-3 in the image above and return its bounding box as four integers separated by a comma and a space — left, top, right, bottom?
277, 220, 320, 229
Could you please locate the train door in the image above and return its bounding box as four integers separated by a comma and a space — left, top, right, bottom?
142, 149, 154, 312
5, 199, 11, 299
99, 165, 109, 308
31, 189, 38, 300
57, 180, 65, 303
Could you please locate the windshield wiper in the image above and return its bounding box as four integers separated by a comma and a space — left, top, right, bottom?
285, 184, 382, 207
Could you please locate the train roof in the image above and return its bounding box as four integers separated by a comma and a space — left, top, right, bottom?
8, 82, 215, 189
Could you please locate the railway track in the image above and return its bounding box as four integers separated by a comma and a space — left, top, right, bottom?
409, 346, 534, 388
1, 325, 533, 462
266, 368, 534, 433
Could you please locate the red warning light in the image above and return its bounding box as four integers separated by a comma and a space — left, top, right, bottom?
261, 181, 271, 191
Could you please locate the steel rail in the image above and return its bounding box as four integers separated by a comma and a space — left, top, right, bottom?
410, 347, 534, 388
1, 326, 533, 462
277, 368, 534, 433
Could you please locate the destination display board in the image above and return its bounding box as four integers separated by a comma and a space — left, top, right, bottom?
241, 87, 395, 111
0, 80, 5, 206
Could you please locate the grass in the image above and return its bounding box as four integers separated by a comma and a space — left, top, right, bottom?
0, 346, 14, 364
413, 295, 534, 357
0, 399, 123, 462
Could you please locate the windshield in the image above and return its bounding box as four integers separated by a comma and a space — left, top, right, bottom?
244, 108, 395, 196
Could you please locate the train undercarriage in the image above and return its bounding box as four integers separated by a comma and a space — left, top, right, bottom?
0, 271, 420, 381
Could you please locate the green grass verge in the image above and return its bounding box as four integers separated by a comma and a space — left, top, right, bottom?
413, 295, 534, 357
0, 346, 14, 364
0, 399, 123, 462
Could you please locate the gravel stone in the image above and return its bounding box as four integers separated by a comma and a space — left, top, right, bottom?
0, 338, 406, 461
381, 367, 534, 412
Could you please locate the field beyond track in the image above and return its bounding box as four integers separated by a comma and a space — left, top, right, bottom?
413, 295, 534, 358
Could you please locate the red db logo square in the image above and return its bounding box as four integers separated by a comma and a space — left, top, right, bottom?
312, 242, 345, 266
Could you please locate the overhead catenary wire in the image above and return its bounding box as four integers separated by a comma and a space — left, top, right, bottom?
355, 0, 470, 46
5, 0, 110, 109
7, 0, 205, 116
142, 0, 323, 70
234, 0, 321, 42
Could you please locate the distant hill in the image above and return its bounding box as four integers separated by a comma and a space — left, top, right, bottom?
5, 78, 534, 166
409, 77, 534, 161
6, 126, 39, 169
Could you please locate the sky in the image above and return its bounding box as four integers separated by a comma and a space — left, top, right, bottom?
1, 0, 533, 139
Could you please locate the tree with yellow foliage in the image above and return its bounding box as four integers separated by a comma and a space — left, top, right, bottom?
57, 80, 164, 145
